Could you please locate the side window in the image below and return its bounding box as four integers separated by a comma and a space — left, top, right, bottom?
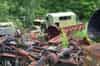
46, 17, 49, 21
45, 15, 53, 25
59, 16, 71, 20
46, 15, 52, 22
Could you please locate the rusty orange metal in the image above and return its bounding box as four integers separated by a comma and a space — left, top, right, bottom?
48, 23, 85, 44
82, 44, 100, 66
62, 23, 85, 33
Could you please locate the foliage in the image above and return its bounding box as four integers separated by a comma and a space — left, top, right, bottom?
60, 30, 69, 48
42, 0, 97, 20
0, 0, 99, 28
73, 23, 88, 38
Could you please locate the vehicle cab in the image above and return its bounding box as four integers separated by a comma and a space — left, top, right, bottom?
45, 12, 77, 28
0, 22, 16, 36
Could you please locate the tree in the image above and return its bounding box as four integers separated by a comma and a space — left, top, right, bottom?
0, 0, 98, 28
41, 0, 97, 20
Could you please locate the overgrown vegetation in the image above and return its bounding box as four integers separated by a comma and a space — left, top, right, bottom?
0, 0, 99, 28
73, 23, 88, 38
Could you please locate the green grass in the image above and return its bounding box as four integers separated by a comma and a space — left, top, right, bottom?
61, 23, 89, 47
60, 22, 97, 47
73, 23, 88, 38
73, 29, 87, 38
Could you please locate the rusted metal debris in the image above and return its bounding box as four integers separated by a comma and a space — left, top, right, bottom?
62, 23, 85, 33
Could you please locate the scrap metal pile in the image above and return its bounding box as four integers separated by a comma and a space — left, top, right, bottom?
0, 9, 100, 66
0, 23, 99, 66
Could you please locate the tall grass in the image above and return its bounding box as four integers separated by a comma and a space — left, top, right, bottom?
73, 23, 88, 38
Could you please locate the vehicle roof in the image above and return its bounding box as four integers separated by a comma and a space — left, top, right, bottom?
34, 19, 45, 23
46, 12, 76, 17
0, 22, 14, 26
